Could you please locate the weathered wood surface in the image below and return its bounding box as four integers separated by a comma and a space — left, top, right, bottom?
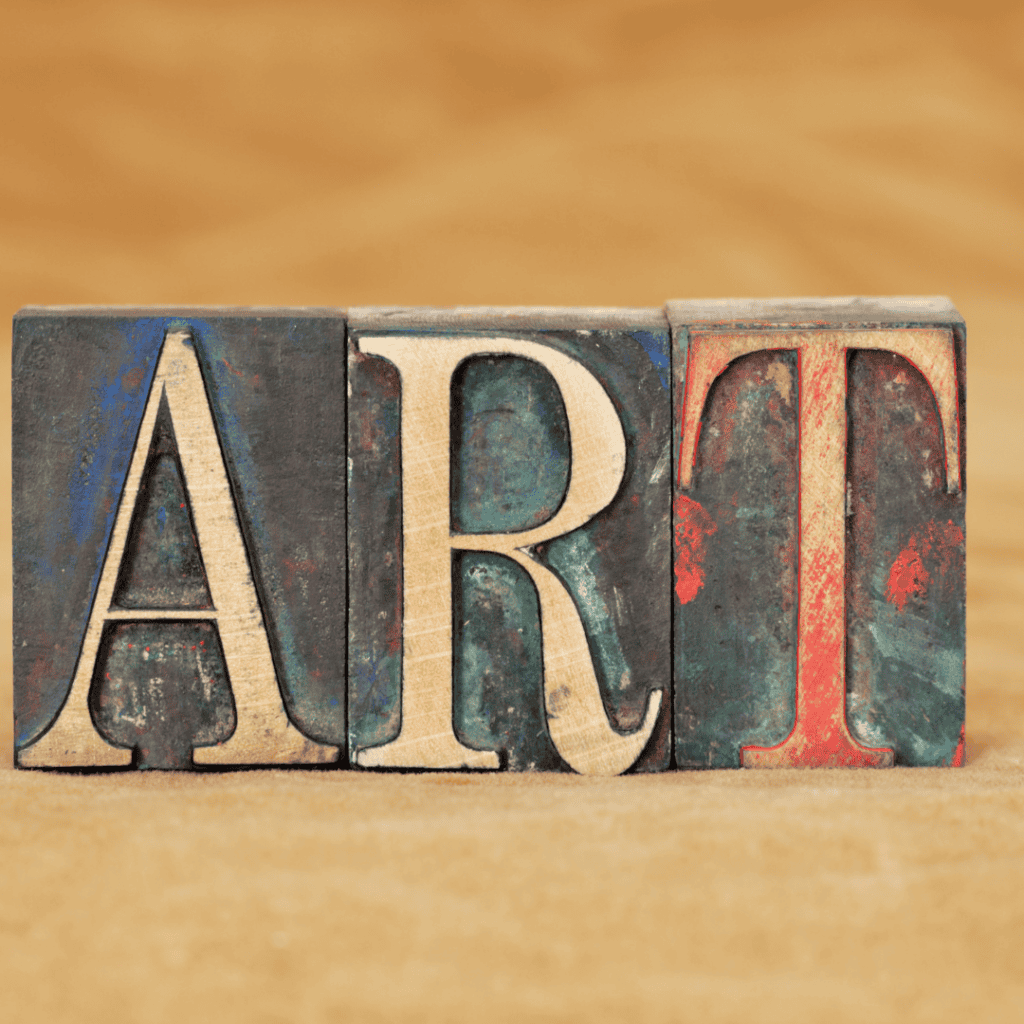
669, 297, 966, 767
13, 311, 347, 768
13, 299, 965, 772
347, 307, 672, 775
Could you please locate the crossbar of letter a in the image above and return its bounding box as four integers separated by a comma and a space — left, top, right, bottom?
677, 329, 960, 767
357, 336, 662, 776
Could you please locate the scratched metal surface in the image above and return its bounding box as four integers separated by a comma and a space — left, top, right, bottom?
347, 316, 672, 770
12, 312, 347, 764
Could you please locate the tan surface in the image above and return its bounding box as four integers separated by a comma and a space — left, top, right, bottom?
1, 1, 1022, 1020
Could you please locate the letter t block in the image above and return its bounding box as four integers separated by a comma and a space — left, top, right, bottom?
669, 297, 966, 768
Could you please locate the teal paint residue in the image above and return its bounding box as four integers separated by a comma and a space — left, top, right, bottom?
674, 350, 800, 768
453, 553, 561, 770
451, 356, 570, 535
844, 350, 966, 766
846, 600, 964, 765
866, 613, 962, 699
545, 531, 632, 699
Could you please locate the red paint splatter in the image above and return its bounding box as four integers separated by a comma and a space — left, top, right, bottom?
222, 357, 245, 378
950, 724, 965, 767
121, 367, 144, 392
885, 519, 965, 612
885, 539, 930, 612
673, 495, 717, 604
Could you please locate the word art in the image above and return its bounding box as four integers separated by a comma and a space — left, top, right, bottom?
13, 299, 965, 773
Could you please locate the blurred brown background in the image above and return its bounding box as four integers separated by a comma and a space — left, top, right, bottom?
2, 1, 1023, 1021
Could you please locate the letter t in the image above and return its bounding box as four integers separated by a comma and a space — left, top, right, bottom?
677, 329, 960, 767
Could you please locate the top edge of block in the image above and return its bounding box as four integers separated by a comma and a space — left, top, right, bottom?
14, 306, 347, 320
665, 296, 963, 329
347, 306, 669, 333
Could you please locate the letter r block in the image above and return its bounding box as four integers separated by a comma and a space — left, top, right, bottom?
347, 307, 672, 774
13, 309, 347, 768
669, 298, 966, 768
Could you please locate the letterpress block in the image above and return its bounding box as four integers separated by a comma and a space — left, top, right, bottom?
13, 309, 347, 768
347, 307, 671, 774
669, 297, 966, 767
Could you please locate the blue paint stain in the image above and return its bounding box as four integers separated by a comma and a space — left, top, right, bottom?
18, 318, 168, 745
157, 506, 167, 534
632, 330, 670, 390
64, 318, 165, 575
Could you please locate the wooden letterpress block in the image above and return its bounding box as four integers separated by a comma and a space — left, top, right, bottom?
14, 309, 347, 769
347, 307, 671, 774
669, 297, 966, 767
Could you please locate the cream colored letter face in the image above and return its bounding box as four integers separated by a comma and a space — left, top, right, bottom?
20, 330, 337, 768
357, 336, 663, 776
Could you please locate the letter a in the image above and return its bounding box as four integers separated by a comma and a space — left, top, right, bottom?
20, 329, 337, 767
356, 336, 662, 776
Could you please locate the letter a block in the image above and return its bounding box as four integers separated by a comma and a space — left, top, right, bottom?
670, 298, 966, 768
347, 307, 672, 774
13, 309, 347, 768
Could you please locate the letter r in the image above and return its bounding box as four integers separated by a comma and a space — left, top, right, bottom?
356, 335, 662, 775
